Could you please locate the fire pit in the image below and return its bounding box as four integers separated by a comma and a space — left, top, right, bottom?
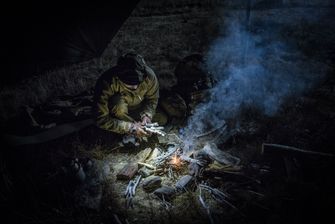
119, 124, 243, 212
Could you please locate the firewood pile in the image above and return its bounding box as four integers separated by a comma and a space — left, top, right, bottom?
62, 120, 333, 224
115, 125, 271, 223
114, 126, 333, 224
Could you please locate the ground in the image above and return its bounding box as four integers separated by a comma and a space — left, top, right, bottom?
1, 81, 334, 224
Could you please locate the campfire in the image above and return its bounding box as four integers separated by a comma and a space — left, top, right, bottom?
170, 153, 181, 167
117, 120, 246, 218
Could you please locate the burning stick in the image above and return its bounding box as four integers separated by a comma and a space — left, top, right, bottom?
169, 151, 182, 167
153, 145, 180, 166
144, 123, 166, 136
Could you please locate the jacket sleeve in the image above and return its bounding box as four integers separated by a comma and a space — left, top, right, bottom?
140, 67, 159, 119
93, 77, 132, 134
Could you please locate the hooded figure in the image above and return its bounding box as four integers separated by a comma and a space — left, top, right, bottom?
93, 53, 160, 137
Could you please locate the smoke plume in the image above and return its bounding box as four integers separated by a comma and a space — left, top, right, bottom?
181, 14, 329, 151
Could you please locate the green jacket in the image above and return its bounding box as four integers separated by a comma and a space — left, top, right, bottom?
93, 65, 159, 134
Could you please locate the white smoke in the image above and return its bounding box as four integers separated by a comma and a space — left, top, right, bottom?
180, 16, 329, 151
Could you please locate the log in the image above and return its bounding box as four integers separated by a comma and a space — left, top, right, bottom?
261, 143, 334, 157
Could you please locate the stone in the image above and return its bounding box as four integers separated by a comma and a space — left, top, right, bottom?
142, 176, 162, 192
175, 175, 193, 191
153, 186, 176, 200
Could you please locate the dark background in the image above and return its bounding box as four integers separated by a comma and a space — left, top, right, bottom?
1, 1, 139, 87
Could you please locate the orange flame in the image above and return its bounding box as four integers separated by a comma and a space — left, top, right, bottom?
171, 153, 180, 166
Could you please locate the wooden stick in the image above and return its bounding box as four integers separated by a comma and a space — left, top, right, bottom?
138, 162, 156, 170
117, 148, 153, 180
195, 123, 227, 139
262, 143, 334, 157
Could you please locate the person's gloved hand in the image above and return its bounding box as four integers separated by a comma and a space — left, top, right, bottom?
129, 122, 148, 138
141, 115, 151, 125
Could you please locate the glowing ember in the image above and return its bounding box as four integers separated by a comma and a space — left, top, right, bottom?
170, 152, 181, 166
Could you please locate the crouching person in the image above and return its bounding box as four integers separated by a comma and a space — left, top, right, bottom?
93, 53, 165, 141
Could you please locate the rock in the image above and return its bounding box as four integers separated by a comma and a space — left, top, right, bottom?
142, 176, 162, 192
175, 175, 193, 191
153, 186, 176, 200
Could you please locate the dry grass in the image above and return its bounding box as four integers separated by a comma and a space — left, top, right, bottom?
0, 58, 114, 122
